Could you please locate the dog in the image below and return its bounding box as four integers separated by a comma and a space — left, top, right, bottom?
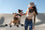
5, 13, 21, 27
9, 13, 21, 27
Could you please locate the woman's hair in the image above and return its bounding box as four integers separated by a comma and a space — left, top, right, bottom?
32, 6, 38, 15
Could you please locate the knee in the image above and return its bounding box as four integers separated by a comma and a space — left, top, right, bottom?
29, 26, 33, 29
24, 24, 28, 27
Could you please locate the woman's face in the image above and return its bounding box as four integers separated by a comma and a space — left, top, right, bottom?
29, 6, 33, 10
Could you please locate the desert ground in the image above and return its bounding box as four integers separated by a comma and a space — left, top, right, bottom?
0, 13, 45, 30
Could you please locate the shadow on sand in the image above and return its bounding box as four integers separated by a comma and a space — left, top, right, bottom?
0, 17, 5, 27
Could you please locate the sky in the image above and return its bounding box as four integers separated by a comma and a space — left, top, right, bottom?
0, 0, 45, 14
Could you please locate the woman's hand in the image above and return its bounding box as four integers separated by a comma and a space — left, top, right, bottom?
33, 25, 35, 29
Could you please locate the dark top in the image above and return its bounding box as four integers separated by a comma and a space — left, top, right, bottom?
29, 9, 34, 13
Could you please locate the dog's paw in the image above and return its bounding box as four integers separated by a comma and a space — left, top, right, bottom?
21, 24, 24, 26
16, 25, 19, 27
10, 25, 12, 28
5, 24, 8, 26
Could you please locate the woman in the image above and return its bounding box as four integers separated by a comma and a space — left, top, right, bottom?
25, 2, 38, 30
30, 2, 38, 28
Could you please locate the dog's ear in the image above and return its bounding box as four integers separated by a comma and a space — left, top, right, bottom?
13, 13, 16, 17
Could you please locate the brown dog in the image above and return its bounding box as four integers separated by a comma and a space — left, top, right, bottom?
9, 13, 20, 27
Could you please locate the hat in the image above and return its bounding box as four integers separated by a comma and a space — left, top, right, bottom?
28, 2, 35, 7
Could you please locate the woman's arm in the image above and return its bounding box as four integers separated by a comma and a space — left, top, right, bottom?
23, 8, 29, 15
22, 11, 27, 15
21, 9, 28, 15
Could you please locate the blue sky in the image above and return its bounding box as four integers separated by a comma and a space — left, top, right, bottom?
0, 0, 45, 14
